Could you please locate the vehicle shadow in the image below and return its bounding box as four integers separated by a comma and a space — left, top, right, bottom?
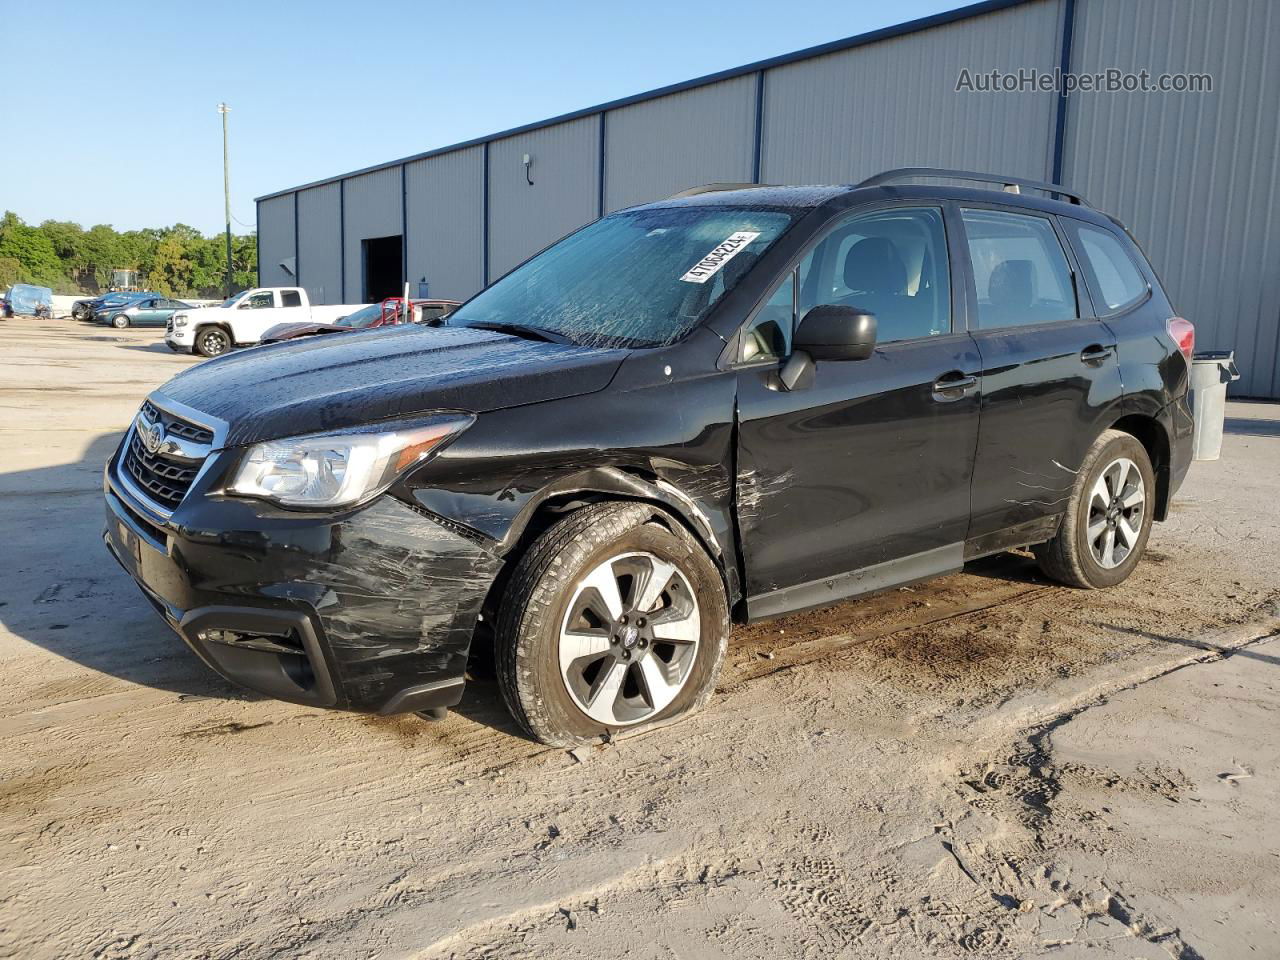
0, 432, 250, 703
114, 343, 188, 356
451, 675, 532, 738
961, 551, 1048, 585
1223, 416, 1280, 438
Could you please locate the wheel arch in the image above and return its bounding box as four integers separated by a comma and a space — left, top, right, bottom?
1108, 413, 1172, 520
194, 322, 235, 347
465, 467, 740, 667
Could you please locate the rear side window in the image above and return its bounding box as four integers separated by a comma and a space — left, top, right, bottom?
1066, 222, 1148, 314
280, 290, 303, 308
961, 209, 1078, 329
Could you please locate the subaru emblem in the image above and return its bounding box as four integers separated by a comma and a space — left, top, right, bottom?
136, 414, 166, 455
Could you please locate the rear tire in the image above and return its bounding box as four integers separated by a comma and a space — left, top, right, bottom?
195, 327, 231, 357
1033, 429, 1155, 589
496, 502, 729, 747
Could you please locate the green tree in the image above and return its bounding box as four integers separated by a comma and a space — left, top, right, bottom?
0, 211, 256, 298
0, 212, 67, 289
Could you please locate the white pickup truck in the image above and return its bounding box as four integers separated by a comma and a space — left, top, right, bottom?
165, 287, 365, 357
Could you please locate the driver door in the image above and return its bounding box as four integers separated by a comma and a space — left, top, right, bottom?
235, 290, 280, 341
733, 204, 982, 618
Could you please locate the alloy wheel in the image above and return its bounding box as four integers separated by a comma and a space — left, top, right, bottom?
201, 330, 229, 356
1086, 456, 1145, 569
558, 551, 700, 726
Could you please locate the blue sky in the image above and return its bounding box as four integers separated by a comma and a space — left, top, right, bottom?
2, 0, 965, 234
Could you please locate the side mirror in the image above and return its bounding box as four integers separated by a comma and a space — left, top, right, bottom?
794, 304, 877, 361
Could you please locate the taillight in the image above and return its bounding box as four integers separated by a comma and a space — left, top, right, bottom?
1167, 317, 1194, 361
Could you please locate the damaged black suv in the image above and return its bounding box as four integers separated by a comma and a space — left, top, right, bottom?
104, 169, 1194, 746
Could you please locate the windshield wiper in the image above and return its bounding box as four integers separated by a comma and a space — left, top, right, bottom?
460, 321, 573, 344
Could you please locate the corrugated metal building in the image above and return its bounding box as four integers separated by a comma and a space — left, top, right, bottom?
256, 0, 1280, 397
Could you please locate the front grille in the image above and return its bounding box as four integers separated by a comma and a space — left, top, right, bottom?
122, 402, 213, 510
141, 399, 213, 444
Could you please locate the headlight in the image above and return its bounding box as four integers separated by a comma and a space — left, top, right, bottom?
226, 414, 473, 509
172, 314, 189, 327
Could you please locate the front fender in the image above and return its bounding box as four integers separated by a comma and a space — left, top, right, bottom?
398, 356, 742, 604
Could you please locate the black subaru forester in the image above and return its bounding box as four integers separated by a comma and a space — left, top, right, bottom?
104, 169, 1194, 746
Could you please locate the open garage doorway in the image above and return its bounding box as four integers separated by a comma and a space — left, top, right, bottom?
362, 235, 403, 302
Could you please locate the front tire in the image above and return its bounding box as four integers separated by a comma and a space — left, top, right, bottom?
496, 502, 729, 746
1033, 429, 1155, 589
195, 327, 231, 357
110, 314, 129, 329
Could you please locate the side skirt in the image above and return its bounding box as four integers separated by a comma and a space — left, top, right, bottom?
963, 514, 1062, 562
745, 542, 964, 623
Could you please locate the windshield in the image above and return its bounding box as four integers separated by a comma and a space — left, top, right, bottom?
449, 205, 797, 348
220, 291, 249, 309
334, 304, 382, 328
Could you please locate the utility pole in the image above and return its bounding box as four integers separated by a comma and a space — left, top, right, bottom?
217, 103, 233, 299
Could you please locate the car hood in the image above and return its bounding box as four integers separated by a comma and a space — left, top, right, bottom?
156, 323, 629, 447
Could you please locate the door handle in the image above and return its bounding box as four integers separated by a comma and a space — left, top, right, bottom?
932, 371, 978, 403
1080, 344, 1113, 364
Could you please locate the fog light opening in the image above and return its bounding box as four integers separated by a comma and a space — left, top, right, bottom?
198, 627, 306, 657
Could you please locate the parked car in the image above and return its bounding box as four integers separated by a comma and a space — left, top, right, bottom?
4, 283, 53, 318
99, 296, 193, 329
260, 298, 460, 343
75, 292, 159, 321
164, 287, 364, 357
104, 169, 1194, 746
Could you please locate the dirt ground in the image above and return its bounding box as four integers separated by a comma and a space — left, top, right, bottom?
1, 316, 1277, 959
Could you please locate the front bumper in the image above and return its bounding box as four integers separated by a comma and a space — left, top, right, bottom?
165, 325, 194, 350
103, 443, 503, 714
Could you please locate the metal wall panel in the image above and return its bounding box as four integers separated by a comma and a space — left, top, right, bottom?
1064, 0, 1280, 397
342, 166, 404, 302
295, 183, 342, 305
257, 194, 296, 288
487, 117, 600, 279
604, 76, 757, 212
405, 146, 485, 301
760, 0, 1062, 185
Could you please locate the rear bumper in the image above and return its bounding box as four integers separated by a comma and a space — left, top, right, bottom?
103, 451, 502, 714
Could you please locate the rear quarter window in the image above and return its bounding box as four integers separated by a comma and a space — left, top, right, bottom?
1065, 221, 1150, 315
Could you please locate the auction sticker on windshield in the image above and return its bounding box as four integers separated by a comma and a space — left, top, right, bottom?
680, 232, 761, 284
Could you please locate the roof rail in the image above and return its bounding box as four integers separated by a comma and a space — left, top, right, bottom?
855, 167, 1090, 206
668, 183, 774, 199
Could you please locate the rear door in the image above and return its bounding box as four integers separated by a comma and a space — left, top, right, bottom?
275, 288, 308, 325
734, 203, 981, 617
957, 205, 1122, 550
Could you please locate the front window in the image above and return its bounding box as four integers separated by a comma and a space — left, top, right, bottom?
239, 292, 276, 310
334, 304, 382, 328
738, 205, 951, 361
449, 205, 798, 348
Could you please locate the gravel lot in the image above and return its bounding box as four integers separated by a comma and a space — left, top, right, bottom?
1, 316, 1277, 959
